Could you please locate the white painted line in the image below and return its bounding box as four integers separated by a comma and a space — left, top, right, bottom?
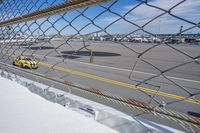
67, 59, 200, 84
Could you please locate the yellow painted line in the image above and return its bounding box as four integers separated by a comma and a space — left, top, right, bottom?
38, 61, 200, 105
2, 52, 200, 104
2, 54, 199, 104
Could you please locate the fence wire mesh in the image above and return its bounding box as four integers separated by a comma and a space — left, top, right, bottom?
0, 0, 200, 132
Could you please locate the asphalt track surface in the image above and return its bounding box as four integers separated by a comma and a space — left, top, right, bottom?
0, 40, 200, 118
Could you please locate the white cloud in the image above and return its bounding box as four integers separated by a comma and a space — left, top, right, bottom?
171, 0, 200, 15
125, 0, 200, 24
102, 0, 200, 33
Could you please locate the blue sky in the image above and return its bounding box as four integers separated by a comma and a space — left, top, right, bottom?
1, 0, 200, 35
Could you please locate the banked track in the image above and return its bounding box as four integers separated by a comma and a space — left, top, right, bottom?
0, 61, 199, 131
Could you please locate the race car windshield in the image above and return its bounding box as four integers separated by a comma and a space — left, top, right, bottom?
24, 58, 31, 60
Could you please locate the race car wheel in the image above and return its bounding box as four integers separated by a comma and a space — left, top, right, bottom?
19, 62, 23, 68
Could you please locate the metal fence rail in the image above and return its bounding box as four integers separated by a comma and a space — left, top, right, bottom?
0, 0, 200, 132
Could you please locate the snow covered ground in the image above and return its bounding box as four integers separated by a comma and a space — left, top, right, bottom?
0, 76, 118, 133
0, 70, 185, 133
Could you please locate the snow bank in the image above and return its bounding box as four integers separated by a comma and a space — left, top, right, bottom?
0, 70, 185, 133
0, 76, 119, 133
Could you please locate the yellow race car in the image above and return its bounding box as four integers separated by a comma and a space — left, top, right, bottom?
13, 56, 38, 69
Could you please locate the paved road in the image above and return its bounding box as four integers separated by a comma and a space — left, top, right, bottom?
0, 40, 200, 117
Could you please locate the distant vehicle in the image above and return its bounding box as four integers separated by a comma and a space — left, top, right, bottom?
13, 56, 38, 69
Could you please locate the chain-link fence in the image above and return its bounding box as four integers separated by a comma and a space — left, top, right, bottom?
0, 0, 200, 132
